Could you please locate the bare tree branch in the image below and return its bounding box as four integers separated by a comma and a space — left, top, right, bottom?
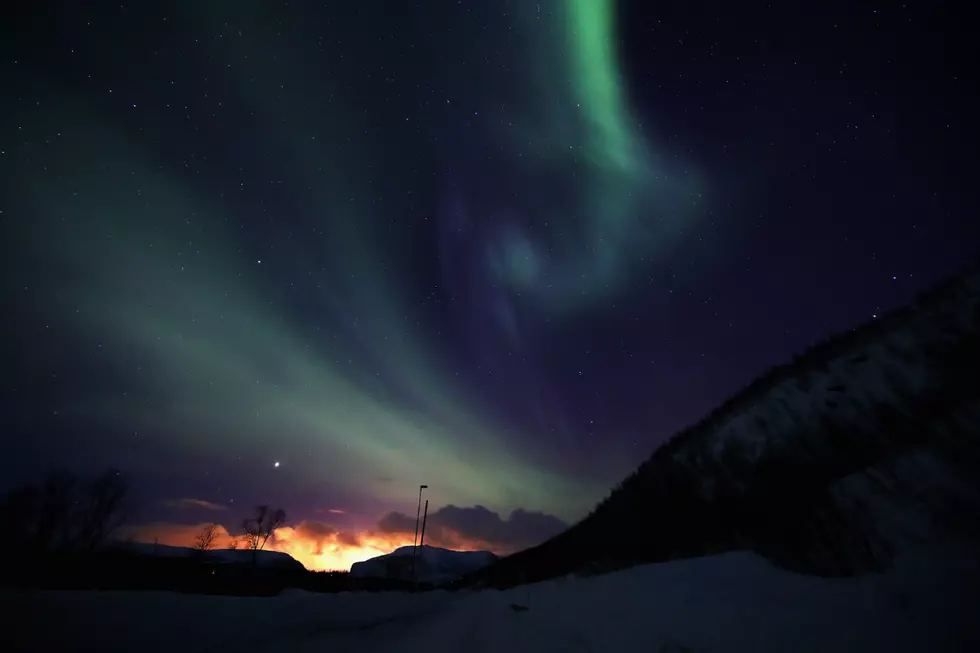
194, 523, 219, 553
241, 505, 286, 563
76, 469, 128, 552
36, 471, 78, 552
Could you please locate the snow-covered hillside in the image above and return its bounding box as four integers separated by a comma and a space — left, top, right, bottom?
9, 543, 980, 652
465, 263, 980, 587
350, 545, 496, 584
112, 541, 306, 571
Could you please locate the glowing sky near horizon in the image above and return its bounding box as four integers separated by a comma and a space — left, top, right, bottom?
7, 0, 968, 562
3, 0, 701, 528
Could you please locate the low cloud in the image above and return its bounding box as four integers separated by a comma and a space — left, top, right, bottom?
376, 505, 567, 555
124, 519, 410, 572
314, 507, 347, 515
124, 521, 234, 548
160, 498, 227, 511
273, 520, 392, 569
123, 505, 567, 572
289, 520, 336, 556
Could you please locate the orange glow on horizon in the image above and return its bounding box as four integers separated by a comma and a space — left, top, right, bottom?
271, 525, 418, 571
126, 520, 503, 571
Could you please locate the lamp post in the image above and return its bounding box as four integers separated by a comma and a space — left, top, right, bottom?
412, 484, 427, 583
415, 499, 429, 589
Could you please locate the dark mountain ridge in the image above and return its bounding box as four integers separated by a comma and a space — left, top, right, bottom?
462, 260, 980, 588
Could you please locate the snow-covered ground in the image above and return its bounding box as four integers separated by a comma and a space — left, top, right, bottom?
8, 543, 980, 652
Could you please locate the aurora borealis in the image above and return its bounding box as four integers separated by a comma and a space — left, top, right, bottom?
3, 1, 977, 569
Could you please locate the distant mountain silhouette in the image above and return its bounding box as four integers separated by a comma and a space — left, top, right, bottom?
350, 544, 497, 584
113, 540, 306, 571
462, 260, 980, 588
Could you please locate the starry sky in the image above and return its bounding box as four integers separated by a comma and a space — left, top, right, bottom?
2, 0, 977, 569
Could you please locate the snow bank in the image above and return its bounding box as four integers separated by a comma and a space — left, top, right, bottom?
6, 584, 452, 652
387, 545, 980, 653
9, 543, 979, 652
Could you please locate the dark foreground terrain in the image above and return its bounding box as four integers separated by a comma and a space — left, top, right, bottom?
5, 549, 430, 596
463, 262, 980, 588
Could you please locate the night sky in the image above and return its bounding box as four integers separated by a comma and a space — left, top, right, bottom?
2, 0, 977, 569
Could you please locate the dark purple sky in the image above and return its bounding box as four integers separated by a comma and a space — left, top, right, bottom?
1, 0, 976, 552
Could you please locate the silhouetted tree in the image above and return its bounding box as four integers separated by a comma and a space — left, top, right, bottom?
35, 471, 78, 552
194, 523, 219, 553
0, 483, 41, 553
242, 505, 285, 563
0, 468, 130, 555
75, 469, 128, 551
0, 471, 79, 553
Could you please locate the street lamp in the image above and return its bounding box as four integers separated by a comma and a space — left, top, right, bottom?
413, 484, 428, 548
412, 484, 428, 583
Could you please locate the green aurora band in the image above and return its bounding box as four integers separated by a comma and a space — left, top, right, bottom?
7, 0, 702, 522
485, 0, 703, 313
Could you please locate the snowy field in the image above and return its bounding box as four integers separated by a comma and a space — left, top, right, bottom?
9, 543, 980, 652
